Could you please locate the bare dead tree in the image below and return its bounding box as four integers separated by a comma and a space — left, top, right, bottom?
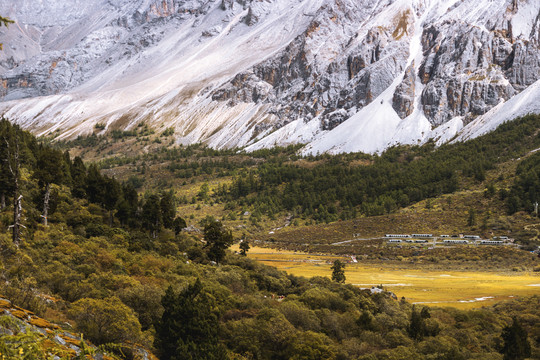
4, 135, 22, 247
42, 183, 50, 226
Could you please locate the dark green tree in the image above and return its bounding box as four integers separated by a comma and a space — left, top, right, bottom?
86, 164, 105, 205
239, 239, 250, 256
331, 260, 345, 283
407, 306, 425, 341
143, 194, 162, 238
173, 216, 187, 235
70, 156, 87, 198
34, 146, 65, 226
154, 280, 227, 360
407, 306, 433, 341
116, 183, 139, 227
160, 191, 176, 229
203, 219, 234, 264
102, 176, 121, 226
506, 195, 521, 215
0, 118, 36, 245
500, 317, 531, 360
420, 306, 431, 319
467, 208, 477, 226
3, 130, 22, 245
0, 121, 15, 210
357, 310, 375, 331
61, 150, 72, 187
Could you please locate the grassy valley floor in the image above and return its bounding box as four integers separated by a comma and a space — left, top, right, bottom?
235, 245, 540, 309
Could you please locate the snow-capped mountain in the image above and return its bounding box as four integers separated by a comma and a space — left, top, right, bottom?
0, 0, 539, 153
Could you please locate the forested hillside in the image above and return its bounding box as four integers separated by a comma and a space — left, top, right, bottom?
0, 117, 539, 359
216, 115, 540, 222
63, 114, 540, 243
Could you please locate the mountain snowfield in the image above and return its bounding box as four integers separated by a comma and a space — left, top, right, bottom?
0, 0, 539, 154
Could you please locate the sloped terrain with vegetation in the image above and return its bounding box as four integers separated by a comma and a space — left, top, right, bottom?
0, 116, 539, 358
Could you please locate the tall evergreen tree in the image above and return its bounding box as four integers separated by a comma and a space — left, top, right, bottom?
154, 280, 227, 360
116, 183, 139, 227
0, 121, 15, 210
86, 164, 105, 205
467, 208, 477, 226
102, 176, 121, 226
70, 156, 87, 198
203, 219, 234, 264
407, 306, 425, 341
331, 260, 346, 283
1, 118, 36, 244
34, 146, 65, 226
160, 191, 176, 229
143, 194, 162, 238
62, 150, 72, 187
500, 317, 531, 360
172, 216, 187, 235
239, 239, 250, 256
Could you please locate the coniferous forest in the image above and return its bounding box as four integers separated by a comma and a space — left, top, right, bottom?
0, 116, 539, 359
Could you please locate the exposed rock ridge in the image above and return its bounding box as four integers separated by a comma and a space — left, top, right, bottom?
0, 0, 539, 153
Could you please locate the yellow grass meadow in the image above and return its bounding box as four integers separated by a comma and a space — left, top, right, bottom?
233, 245, 540, 309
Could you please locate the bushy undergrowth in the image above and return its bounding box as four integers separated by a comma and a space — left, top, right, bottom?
0, 117, 539, 359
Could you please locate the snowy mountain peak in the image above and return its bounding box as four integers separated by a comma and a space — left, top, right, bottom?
0, 0, 539, 153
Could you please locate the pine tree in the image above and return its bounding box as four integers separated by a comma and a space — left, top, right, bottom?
501, 317, 531, 360
86, 164, 105, 205
407, 306, 425, 341
116, 183, 139, 227
1, 118, 36, 245
70, 156, 87, 198
331, 260, 345, 283
173, 216, 187, 235
102, 176, 121, 226
160, 191, 176, 229
239, 239, 250, 256
4, 133, 22, 245
467, 208, 477, 226
203, 219, 234, 264
0, 124, 15, 211
154, 280, 227, 360
34, 146, 65, 226
143, 194, 162, 238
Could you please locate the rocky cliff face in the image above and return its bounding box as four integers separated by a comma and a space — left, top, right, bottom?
0, 0, 539, 153
212, 0, 412, 131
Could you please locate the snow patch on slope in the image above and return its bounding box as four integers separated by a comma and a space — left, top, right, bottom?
512, 0, 539, 39
300, 0, 443, 154
0, 0, 326, 148
246, 117, 322, 151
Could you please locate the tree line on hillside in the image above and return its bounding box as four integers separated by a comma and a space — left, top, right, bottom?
0, 119, 539, 359
506, 150, 540, 215
214, 115, 540, 222
0, 118, 186, 242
